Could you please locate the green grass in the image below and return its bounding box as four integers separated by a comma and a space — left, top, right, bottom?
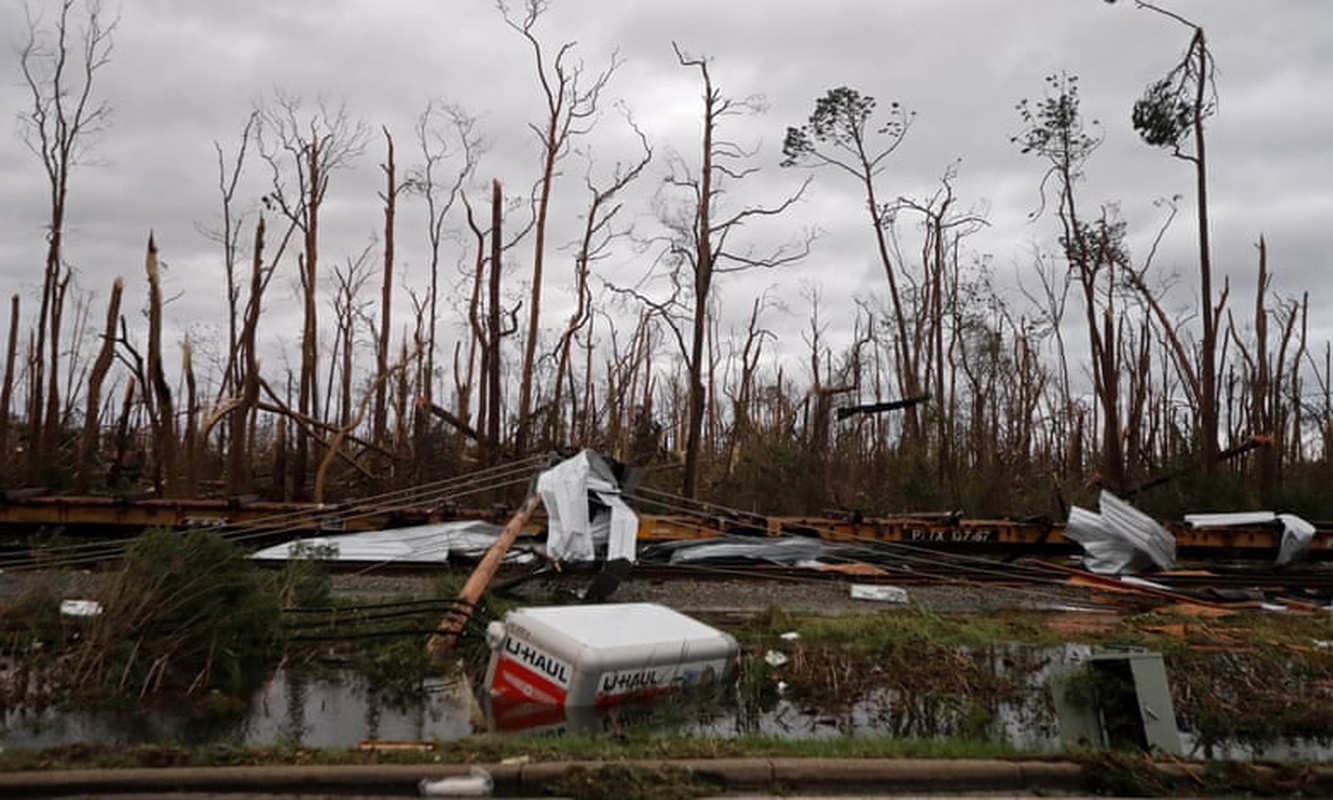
747, 605, 1066, 652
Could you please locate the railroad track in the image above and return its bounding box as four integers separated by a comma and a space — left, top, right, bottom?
2, 533, 1327, 604
626, 561, 1330, 591
506, 555, 1333, 602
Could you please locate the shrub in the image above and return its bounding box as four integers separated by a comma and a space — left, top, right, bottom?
84, 529, 283, 698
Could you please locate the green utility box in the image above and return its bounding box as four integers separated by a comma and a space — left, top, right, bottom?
1055, 649, 1182, 755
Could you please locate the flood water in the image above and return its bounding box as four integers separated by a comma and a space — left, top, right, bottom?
2, 669, 477, 750
3, 645, 1329, 761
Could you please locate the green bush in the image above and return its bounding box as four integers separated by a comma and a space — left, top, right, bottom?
89, 529, 283, 698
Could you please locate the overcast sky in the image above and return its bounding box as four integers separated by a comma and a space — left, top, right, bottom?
2, 0, 1331, 398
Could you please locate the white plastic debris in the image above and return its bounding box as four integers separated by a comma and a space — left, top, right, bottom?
849, 584, 909, 604
778, 631, 801, 641
419, 766, 493, 796
537, 450, 637, 563
763, 650, 789, 667
59, 600, 103, 617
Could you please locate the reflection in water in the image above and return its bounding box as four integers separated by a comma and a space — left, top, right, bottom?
242, 669, 476, 747
1, 668, 477, 749
3, 647, 1329, 761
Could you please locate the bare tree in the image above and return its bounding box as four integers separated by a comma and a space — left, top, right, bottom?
202, 111, 299, 496
222, 217, 264, 495
459, 183, 510, 463
1226, 237, 1305, 505
313, 350, 414, 504
144, 234, 176, 495
658, 44, 811, 498
456, 180, 529, 465
258, 93, 369, 498
411, 100, 482, 468
486, 179, 505, 463
329, 244, 376, 429
76, 278, 122, 491
373, 127, 412, 449
460, 194, 489, 445
549, 111, 652, 447
18, 0, 115, 467
891, 163, 988, 478
500, 0, 620, 455
180, 337, 200, 496
721, 293, 776, 480
0, 296, 20, 483
203, 111, 259, 404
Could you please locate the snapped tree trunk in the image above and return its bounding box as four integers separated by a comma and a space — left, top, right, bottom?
145, 235, 176, 496
78, 279, 123, 491
0, 295, 19, 484
486, 179, 504, 465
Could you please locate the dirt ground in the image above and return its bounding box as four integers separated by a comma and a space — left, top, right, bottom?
323, 566, 1099, 617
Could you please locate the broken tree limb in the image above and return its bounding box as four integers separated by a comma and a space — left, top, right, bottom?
1124, 434, 1273, 497
417, 395, 482, 443
426, 492, 543, 658
836, 394, 930, 421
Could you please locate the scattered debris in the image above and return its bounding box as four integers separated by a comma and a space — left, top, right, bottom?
812, 561, 890, 576
849, 584, 909, 604
641, 535, 825, 565
58, 599, 103, 617
1184, 510, 1316, 565
357, 739, 434, 751
249, 519, 518, 566
418, 766, 493, 797
1065, 491, 1177, 574
1039, 560, 1235, 615
537, 449, 637, 563
1043, 610, 1122, 637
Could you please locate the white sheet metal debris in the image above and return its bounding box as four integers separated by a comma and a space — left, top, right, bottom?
248, 519, 522, 566
536, 450, 637, 563
1064, 491, 1176, 574
1184, 510, 1316, 565
642, 535, 825, 565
